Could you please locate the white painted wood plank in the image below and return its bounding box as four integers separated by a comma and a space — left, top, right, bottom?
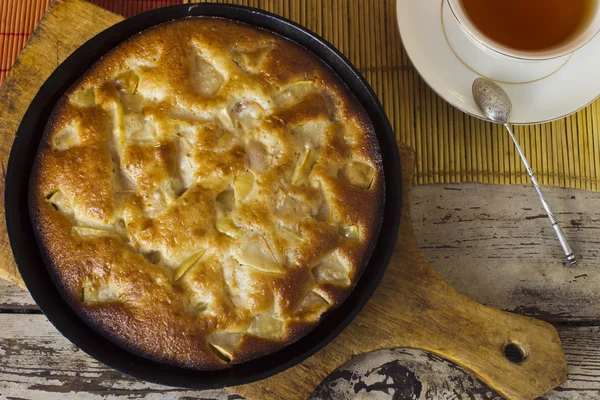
412, 183, 600, 322
0, 314, 232, 399
0, 279, 36, 310
542, 327, 600, 399
0, 314, 596, 399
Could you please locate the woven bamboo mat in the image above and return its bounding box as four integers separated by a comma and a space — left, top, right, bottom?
2, 0, 600, 190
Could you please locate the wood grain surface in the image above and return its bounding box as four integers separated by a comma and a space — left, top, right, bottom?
413, 184, 600, 323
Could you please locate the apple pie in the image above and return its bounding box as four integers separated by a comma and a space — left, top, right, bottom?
30, 17, 384, 369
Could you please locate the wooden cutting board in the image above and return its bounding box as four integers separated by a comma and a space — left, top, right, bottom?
0, 1, 568, 399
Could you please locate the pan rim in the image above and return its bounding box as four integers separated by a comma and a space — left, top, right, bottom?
5, 2, 402, 389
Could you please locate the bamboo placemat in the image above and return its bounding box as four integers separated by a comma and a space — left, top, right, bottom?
2, 0, 600, 190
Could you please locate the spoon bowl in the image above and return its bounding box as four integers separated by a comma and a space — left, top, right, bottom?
472, 78, 512, 124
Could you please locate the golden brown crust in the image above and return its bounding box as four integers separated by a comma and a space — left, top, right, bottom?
30, 17, 383, 369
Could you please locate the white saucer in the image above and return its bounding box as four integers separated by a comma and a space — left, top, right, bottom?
396, 0, 600, 124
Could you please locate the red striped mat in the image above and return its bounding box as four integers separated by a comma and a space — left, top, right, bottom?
0, 0, 185, 84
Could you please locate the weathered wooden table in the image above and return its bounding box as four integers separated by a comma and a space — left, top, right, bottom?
1, 183, 598, 399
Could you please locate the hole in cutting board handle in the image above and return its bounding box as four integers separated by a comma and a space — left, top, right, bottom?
503, 342, 527, 364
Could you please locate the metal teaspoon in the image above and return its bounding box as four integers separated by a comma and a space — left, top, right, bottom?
472, 77, 577, 266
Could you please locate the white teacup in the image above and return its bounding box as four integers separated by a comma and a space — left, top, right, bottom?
446, 0, 600, 61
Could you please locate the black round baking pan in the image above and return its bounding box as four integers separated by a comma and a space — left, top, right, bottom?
5, 3, 402, 389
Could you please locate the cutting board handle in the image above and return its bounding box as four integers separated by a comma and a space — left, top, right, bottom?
378, 217, 568, 400
236, 143, 567, 400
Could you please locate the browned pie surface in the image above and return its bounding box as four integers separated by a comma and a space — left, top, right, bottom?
30, 17, 383, 369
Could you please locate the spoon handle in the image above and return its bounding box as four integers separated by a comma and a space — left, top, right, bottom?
504, 123, 576, 266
